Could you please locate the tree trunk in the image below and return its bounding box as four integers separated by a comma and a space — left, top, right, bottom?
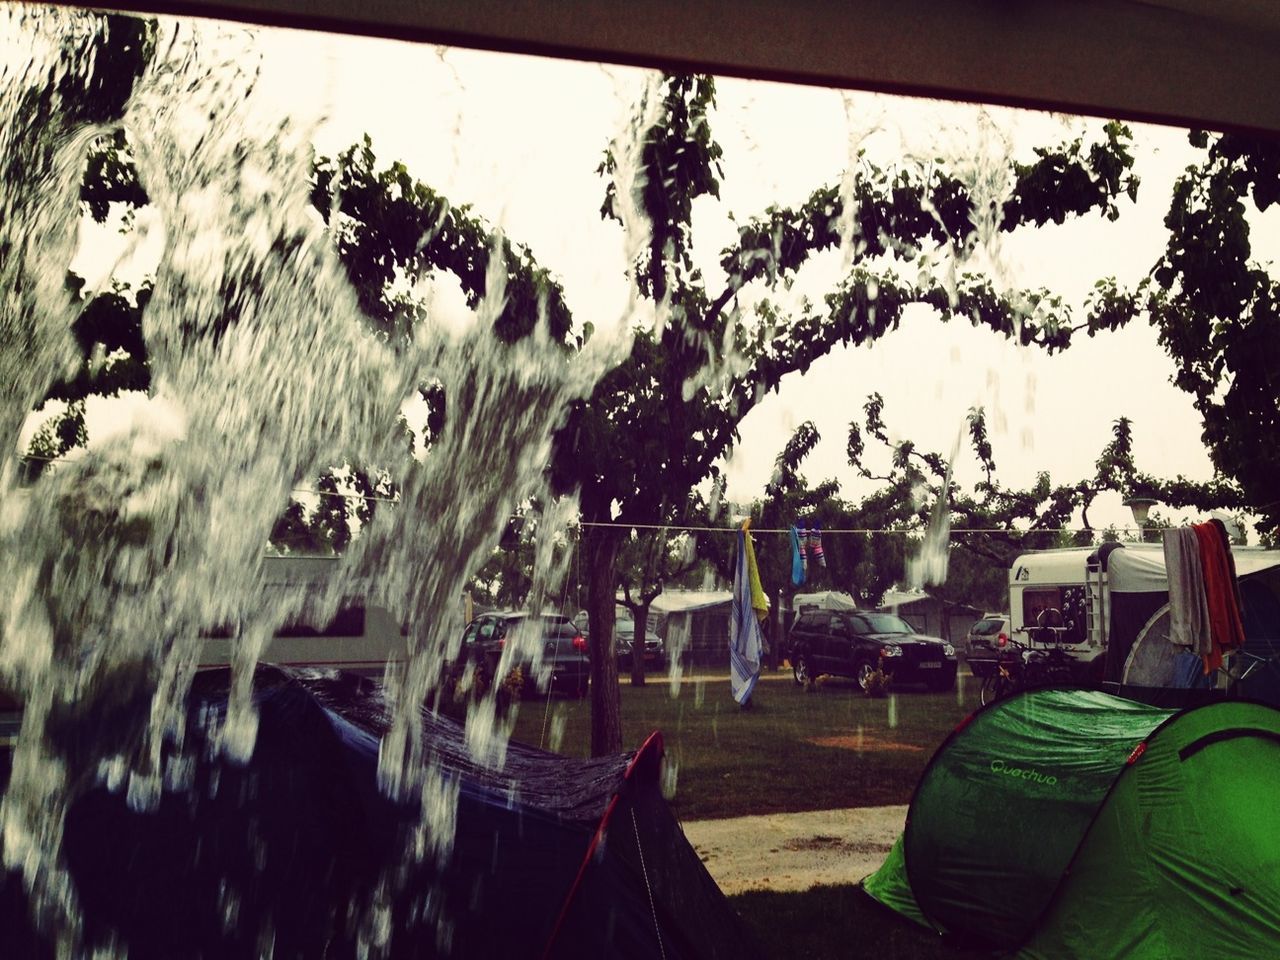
630, 602, 649, 687
584, 525, 623, 756
769, 587, 783, 671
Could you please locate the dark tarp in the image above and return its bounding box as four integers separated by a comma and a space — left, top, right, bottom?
0, 666, 760, 960
864, 688, 1280, 959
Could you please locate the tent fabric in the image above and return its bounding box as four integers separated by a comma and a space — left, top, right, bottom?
791, 590, 858, 612
864, 688, 1280, 959
651, 590, 733, 614
1108, 544, 1280, 594
1104, 549, 1280, 707
0, 666, 761, 960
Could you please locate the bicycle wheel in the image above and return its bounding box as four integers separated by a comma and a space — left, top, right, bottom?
980, 670, 1014, 706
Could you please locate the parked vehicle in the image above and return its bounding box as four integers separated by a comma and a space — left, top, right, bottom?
198, 556, 406, 681
1011, 542, 1280, 699
574, 606, 666, 672
787, 610, 957, 692
964, 615, 1012, 678
458, 612, 589, 698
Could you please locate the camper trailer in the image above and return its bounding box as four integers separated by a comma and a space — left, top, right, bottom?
198, 555, 408, 678
1008, 546, 1109, 667
1008, 542, 1280, 701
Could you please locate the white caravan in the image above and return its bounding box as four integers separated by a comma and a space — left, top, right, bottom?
1008, 545, 1119, 663
198, 555, 407, 679
1009, 542, 1280, 686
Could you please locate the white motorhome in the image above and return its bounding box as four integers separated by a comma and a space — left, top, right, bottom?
1008, 545, 1117, 663
1009, 542, 1280, 689
198, 555, 407, 679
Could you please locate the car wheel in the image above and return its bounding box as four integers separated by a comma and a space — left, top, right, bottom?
792, 655, 812, 687
855, 659, 876, 693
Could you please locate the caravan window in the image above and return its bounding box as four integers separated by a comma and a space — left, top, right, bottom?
275, 604, 367, 638
1021, 589, 1063, 630
198, 622, 239, 639
1021, 587, 1087, 644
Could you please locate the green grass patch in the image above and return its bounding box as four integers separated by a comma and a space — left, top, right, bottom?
729, 884, 992, 960
511, 670, 981, 820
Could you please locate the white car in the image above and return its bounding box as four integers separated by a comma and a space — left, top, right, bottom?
965, 615, 1011, 678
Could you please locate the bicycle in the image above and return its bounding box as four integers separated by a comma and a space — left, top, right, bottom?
1222, 645, 1280, 699
979, 610, 1080, 706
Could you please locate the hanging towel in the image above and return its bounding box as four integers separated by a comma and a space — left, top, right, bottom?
1192, 521, 1246, 674
1162, 527, 1211, 655
730, 519, 766, 706
1210, 518, 1246, 615
790, 525, 806, 586
795, 521, 809, 580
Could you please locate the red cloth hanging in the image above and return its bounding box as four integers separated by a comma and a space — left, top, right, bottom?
1192, 521, 1246, 674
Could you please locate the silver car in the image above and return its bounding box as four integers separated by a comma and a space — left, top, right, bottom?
574, 606, 666, 670
965, 615, 1011, 679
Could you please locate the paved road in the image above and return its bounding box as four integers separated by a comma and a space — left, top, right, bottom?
683, 805, 907, 895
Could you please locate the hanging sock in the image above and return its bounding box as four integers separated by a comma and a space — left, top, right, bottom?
790, 525, 806, 586
795, 522, 809, 580
810, 520, 827, 568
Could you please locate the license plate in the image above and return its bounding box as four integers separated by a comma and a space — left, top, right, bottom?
920, 662, 942, 669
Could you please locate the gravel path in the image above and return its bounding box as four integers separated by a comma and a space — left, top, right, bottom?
682, 805, 907, 895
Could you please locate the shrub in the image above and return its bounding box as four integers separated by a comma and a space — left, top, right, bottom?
863, 668, 892, 698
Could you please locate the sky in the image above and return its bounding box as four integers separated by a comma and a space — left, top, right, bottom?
48, 19, 1280, 537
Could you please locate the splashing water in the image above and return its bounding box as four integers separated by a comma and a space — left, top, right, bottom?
835, 91, 886, 275
908, 424, 963, 590
0, 10, 647, 955
897, 109, 1025, 594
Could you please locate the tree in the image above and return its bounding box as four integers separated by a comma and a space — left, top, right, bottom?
549, 77, 1142, 753
842, 394, 1248, 617
725, 421, 909, 609
21, 56, 1157, 756
1082, 131, 1280, 537
615, 506, 708, 687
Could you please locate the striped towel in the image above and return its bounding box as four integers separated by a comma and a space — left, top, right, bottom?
730, 520, 768, 705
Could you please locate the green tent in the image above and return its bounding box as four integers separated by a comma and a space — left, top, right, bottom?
864, 688, 1280, 958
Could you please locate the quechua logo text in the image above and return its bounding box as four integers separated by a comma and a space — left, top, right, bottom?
989, 759, 1059, 786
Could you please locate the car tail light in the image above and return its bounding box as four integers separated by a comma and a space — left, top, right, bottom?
572, 634, 587, 652
997, 633, 1008, 647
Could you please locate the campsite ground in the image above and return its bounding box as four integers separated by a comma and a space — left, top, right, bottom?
730, 885, 994, 960
511, 667, 981, 820
512, 669, 988, 959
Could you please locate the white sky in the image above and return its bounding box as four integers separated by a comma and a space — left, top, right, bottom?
49, 21, 1280, 536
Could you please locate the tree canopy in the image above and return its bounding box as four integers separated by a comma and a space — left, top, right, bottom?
22, 37, 1278, 756
1079, 131, 1280, 537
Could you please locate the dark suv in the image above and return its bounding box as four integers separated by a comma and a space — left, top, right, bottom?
458, 612, 590, 698
788, 611, 957, 692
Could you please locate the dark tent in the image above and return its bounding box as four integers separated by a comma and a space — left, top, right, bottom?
1099, 544, 1280, 707
864, 687, 1280, 959
0, 666, 760, 960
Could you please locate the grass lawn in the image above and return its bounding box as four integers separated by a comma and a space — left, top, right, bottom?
510, 668, 982, 820
730, 884, 993, 960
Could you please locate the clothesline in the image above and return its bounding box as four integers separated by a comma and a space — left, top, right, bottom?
577, 520, 1141, 535
6, 452, 1219, 535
